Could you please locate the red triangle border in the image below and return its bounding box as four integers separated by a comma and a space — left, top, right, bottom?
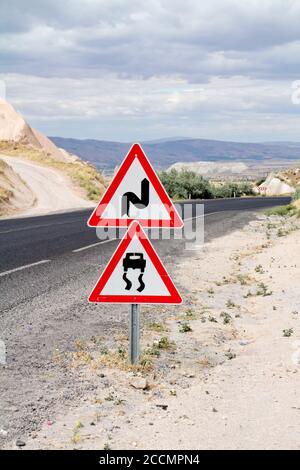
87, 143, 183, 228
88, 221, 182, 304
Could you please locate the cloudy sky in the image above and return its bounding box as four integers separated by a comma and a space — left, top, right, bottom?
1, 0, 300, 141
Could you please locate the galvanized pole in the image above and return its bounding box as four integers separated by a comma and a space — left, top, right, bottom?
129, 304, 140, 364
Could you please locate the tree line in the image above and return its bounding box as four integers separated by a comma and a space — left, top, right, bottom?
159, 169, 254, 200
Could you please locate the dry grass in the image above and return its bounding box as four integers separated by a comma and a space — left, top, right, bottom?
293, 198, 300, 218
91, 349, 154, 373
69, 337, 155, 374
0, 159, 6, 171
276, 167, 300, 188
68, 331, 177, 374
197, 357, 214, 368
71, 350, 93, 367
0, 141, 107, 201
145, 322, 166, 332
0, 186, 12, 203
0, 159, 13, 212
218, 272, 255, 286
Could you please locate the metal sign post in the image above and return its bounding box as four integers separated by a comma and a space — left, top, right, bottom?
129, 303, 140, 364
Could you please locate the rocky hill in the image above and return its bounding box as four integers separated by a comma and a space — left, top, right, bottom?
0, 158, 35, 216
168, 161, 249, 177
0, 100, 69, 162
276, 167, 300, 188
254, 166, 300, 196
0, 99, 107, 216
51, 136, 300, 171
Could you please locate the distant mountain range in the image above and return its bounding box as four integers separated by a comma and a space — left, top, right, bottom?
50, 136, 300, 171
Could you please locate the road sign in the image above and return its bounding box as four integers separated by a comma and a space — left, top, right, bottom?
88, 143, 183, 228
88, 220, 182, 304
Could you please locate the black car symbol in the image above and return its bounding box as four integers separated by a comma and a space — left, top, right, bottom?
123, 253, 146, 273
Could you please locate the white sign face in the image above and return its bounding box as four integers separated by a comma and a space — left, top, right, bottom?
89, 221, 182, 304
101, 234, 169, 297
88, 143, 183, 228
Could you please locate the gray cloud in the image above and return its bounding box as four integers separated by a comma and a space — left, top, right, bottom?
1, 0, 300, 80
0, 0, 300, 140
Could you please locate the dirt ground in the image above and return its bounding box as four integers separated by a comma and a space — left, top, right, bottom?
0, 155, 92, 217
5, 211, 300, 450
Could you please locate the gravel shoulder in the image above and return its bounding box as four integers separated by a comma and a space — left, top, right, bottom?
1, 210, 299, 449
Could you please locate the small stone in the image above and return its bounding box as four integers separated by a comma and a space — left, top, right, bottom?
16, 438, 26, 447
180, 414, 189, 420
212, 407, 218, 413
225, 351, 236, 360
182, 371, 195, 378
156, 404, 168, 410
129, 377, 148, 390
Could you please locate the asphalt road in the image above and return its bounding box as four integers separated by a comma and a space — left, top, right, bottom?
0, 196, 290, 274
0, 196, 291, 447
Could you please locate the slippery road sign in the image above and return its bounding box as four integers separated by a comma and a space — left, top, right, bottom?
88, 143, 183, 228
88, 221, 182, 304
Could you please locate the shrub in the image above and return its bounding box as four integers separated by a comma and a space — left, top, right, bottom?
293, 187, 300, 201
179, 321, 192, 333
159, 169, 214, 199
213, 182, 254, 198
159, 169, 254, 200
265, 204, 296, 217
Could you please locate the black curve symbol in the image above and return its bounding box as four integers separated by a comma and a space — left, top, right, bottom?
137, 273, 145, 292
122, 272, 132, 291
121, 178, 150, 217
122, 272, 145, 292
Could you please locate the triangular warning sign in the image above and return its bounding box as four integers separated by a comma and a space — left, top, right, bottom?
88, 143, 183, 228
89, 221, 182, 304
